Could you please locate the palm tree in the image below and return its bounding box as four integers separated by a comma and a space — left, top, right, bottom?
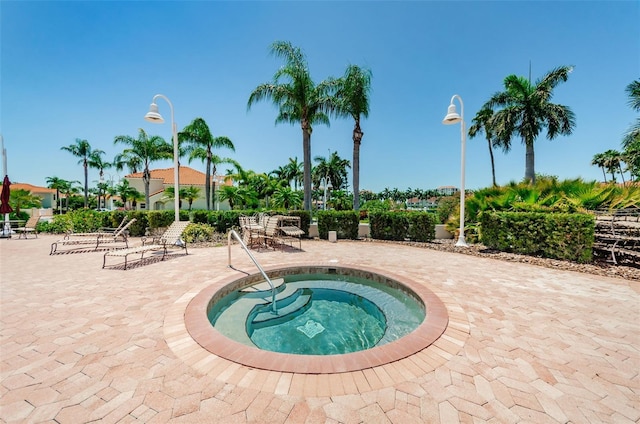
248, 40, 337, 211
61, 138, 100, 208
218, 185, 242, 209
602, 149, 626, 183
284, 157, 303, 190
113, 128, 173, 210
591, 152, 608, 182
272, 185, 303, 210
313, 151, 351, 191
163, 186, 200, 211
209, 155, 236, 210
58, 180, 81, 212
182, 186, 201, 211
333, 65, 372, 210
115, 179, 142, 210
9, 189, 42, 215
487, 65, 576, 184
468, 107, 505, 187
46, 176, 68, 214
623, 80, 640, 148
113, 150, 143, 174
179, 117, 235, 210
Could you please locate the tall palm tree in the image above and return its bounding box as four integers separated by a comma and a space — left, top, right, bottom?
591, 152, 608, 182
248, 40, 337, 211
623, 79, 640, 148
46, 176, 68, 214
487, 65, 576, 184
113, 128, 173, 210
333, 65, 372, 210
179, 117, 235, 210
468, 106, 505, 187
61, 138, 99, 208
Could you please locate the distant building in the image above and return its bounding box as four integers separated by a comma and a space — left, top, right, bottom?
406, 197, 437, 210
9, 182, 57, 209
124, 166, 232, 211
437, 186, 459, 196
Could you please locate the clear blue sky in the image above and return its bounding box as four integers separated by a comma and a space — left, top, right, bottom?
2, 1, 638, 193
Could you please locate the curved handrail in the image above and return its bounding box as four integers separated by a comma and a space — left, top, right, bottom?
228, 229, 277, 314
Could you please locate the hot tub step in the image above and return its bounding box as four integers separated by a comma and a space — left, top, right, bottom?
251, 289, 312, 328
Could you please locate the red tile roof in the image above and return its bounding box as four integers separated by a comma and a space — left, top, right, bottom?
126, 166, 232, 186
3, 183, 56, 194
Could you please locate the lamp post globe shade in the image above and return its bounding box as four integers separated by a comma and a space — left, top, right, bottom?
442, 104, 461, 124
144, 103, 165, 123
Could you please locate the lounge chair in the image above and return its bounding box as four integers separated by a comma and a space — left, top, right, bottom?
64, 215, 132, 238
50, 218, 137, 254
102, 220, 190, 270
15, 216, 40, 239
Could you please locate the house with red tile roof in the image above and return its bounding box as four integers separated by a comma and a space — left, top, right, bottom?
124, 166, 232, 211
8, 182, 57, 209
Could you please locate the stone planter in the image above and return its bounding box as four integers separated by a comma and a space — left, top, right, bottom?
435, 224, 453, 239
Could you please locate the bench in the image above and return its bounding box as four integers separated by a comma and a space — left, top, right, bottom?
594, 209, 640, 265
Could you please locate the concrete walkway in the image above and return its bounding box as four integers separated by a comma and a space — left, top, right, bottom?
1, 235, 638, 423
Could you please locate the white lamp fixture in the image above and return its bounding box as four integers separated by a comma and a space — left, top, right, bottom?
442, 94, 468, 247
145, 94, 180, 222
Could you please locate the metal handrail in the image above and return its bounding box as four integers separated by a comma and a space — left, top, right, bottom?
228, 229, 277, 314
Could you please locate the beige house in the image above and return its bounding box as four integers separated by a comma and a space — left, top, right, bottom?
124, 166, 231, 211
11, 183, 57, 209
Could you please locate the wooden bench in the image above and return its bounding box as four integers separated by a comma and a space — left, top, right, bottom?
594, 209, 640, 265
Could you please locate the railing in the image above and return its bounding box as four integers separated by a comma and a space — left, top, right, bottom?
228, 229, 277, 314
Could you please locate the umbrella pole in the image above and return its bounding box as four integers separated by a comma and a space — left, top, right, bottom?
1, 135, 10, 237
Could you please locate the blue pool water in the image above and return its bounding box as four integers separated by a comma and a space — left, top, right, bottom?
208, 272, 425, 356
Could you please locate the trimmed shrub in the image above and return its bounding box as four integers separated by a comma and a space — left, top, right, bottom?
183, 222, 214, 243
316, 211, 359, 240
369, 211, 436, 242
480, 211, 594, 263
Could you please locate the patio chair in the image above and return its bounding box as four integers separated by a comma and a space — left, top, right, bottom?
50, 218, 137, 254
239, 215, 266, 248
276, 216, 304, 250
102, 220, 190, 270
15, 215, 40, 239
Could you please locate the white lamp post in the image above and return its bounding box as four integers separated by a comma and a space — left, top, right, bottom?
145, 94, 180, 222
442, 94, 468, 247
322, 176, 332, 211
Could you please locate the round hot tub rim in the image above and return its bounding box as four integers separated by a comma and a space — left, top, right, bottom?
184, 263, 449, 374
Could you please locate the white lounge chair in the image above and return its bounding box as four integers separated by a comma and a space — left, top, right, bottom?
102, 220, 190, 270
50, 218, 137, 254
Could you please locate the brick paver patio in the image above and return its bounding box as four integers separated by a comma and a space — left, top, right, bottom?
1, 235, 638, 423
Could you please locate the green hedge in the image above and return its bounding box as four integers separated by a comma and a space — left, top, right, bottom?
369, 211, 436, 242
316, 211, 359, 240
480, 211, 594, 263
40, 209, 311, 238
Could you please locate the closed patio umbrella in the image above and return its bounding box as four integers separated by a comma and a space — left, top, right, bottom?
0, 175, 11, 213
1, 135, 12, 237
